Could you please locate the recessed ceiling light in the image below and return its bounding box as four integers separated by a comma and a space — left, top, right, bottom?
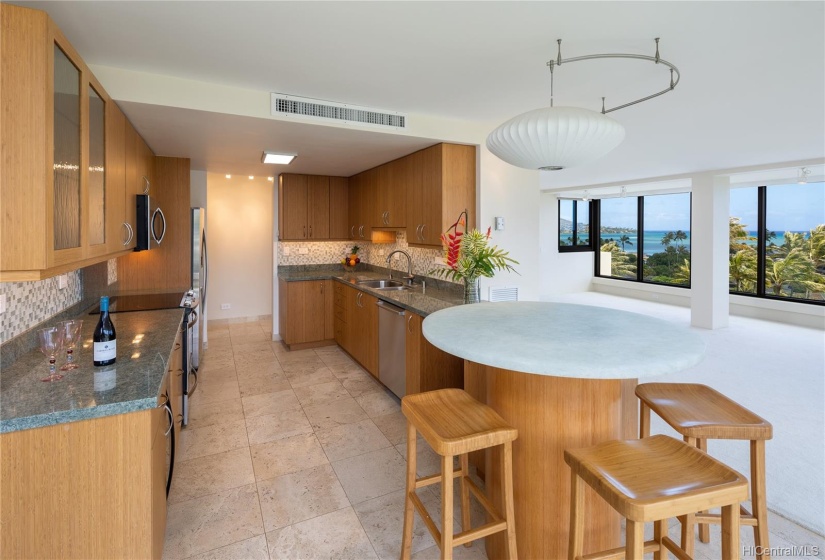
225, 174, 231, 179
262, 151, 296, 165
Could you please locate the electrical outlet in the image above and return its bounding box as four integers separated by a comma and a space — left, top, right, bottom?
283, 246, 291, 256
57, 274, 68, 289
0, 294, 6, 314
221, 303, 231, 310
298, 247, 309, 255
377, 249, 385, 256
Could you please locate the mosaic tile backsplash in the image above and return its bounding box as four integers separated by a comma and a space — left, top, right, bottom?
0, 270, 83, 344
277, 231, 456, 282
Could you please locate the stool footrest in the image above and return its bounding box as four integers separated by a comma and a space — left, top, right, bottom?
453, 520, 508, 547
409, 491, 441, 544
695, 510, 757, 526
661, 536, 693, 560
415, 467, 462, 489
579, 540, 660, 560
465, 475, 503, 523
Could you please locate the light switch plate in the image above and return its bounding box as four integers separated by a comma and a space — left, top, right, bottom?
0, 294, 6, 314
221, 303, 231, 310
57, 274, 68, 289
283, 246, 291, 256
298, 248, 309, 255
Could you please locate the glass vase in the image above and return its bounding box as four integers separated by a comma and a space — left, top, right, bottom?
463, 277, 480, 304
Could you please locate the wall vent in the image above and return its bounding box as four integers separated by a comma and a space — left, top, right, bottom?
271, 93, 407, 129
489, 286, 519, 302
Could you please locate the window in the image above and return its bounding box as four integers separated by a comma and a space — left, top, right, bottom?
558, 199, 593, 252
730, 182, 825, 304
596, 193, 691, 287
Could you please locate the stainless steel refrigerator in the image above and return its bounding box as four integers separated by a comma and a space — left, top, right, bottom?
182, 207, 207, 426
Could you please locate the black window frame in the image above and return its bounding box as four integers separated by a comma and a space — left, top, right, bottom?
730, 184, 825, 307
558, 199, 594, 253
594, 193, 692, 289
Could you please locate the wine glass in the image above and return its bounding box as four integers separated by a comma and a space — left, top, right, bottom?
38, 327, 65, 382
57, 319, 83, 371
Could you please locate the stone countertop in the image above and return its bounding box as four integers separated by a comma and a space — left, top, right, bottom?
0, 307, 183, 434
422, 301, 705, 379
278, 266, 465, 316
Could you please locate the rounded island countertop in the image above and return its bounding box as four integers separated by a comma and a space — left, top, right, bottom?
422, 301, 705, 379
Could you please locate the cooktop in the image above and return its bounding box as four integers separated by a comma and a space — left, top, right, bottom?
88, 292, 185, 314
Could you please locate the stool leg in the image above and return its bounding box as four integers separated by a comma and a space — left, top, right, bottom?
441, 454, 454, 560
679, 513, 695, 557
653, 519, 666, 560
568, 470, 584, 560
640, 401, 651, 438
721, 504, 740, 560
697, 438, 710, 544
626, 519, 644, 560
502, 441, 518, 560
459, 454, 472, 547
751, 439, 771, 559
401, 422, 418, 560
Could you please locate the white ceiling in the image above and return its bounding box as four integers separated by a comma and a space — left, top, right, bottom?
14, 1, 825, 186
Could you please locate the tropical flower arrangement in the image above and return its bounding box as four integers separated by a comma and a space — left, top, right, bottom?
430, 212, 518, 302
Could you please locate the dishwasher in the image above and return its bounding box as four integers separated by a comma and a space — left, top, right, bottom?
376, 300, 406, 398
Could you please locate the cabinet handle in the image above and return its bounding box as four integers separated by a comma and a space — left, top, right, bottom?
359, 225, 364, 238
303, 225, 307, 238
142, 176, 150, 195
309, 225, 313, 238
407, 314, 413, 333
350, 225, 355, 237
121, 222, 131, 246
420, 224, 427, 241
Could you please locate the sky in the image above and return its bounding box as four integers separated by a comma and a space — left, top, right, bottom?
592, 184, 824, 231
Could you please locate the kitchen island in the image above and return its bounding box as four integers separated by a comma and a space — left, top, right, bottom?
422, 301, 705, 559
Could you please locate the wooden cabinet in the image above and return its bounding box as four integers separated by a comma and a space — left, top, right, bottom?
335, 284, 378, 377
405, 310, 464, 394
0, 3, 135, 281
279, 174, 350, 241
347, 169, 375, 241
278, 279, 335, 349
0, 404, 170, 558
407, 143, 476, 247
375, 159, 406, 227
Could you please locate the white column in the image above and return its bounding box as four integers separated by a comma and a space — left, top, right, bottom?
690, 173, 730, 329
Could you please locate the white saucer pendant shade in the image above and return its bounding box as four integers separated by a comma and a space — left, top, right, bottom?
486, 106, 626, 170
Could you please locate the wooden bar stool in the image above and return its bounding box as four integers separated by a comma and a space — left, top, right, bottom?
400, 389, 518, 560
636, 383, 773, 557
565, 435, 749, 560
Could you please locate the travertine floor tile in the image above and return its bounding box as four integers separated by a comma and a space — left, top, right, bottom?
234, 351, 279, 368
411, 542, 488, 560
235, 360, 284, 378
237, 374, 291, 398
250, 432, 329, 480
284, 366, 337, 388
231, 341, 274, 354
230, 330, 270, 343
342, 375, 383, 398
184, 534, 270, 560
245, 408, 313, 446
276, 348, 320, 362
354, 488, 443, 560
303, 397, 370, 430
168, 447, 255, 504
328, 362, 371, 379
192, 376, 240, 406
293, 380, 350, 407
395, 440, 457, 478
162, 483, 264, 559
316, 419, 393, 462
372, 411, 409, 445
332, 447, 407, 505
257, 464, 349, 531
242, 389, 302, 419
176, 418, 249, 462
186, 398, 245, 430
265, 507, 378, 560
356, 389, 401, 418
280, 359, 329, 377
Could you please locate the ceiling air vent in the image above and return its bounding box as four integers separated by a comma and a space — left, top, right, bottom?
271, 93, 407, 129
489, 286, 519, 303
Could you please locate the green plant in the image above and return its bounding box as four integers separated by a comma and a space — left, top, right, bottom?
430, 212, 518, 282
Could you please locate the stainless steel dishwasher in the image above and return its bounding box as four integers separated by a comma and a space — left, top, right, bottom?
377, 300, 406, 398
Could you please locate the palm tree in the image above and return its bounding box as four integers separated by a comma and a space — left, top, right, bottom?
661, 231, 675, 266
619, 234, 633, 251
673, 258, 691, 286
674, 230, 687, 247
730, 217, 752, 253
764, 248, 825, 297
600, 241, 636, 278
807, 225, 825, 271
729, 247, 757, 292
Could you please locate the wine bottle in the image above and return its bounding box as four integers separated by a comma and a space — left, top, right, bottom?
93, 296, 117, 366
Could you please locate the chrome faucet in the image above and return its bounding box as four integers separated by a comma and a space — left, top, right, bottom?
386, 250, 414, 283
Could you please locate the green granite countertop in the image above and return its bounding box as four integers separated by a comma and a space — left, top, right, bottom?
0, 307, 183, 434
278, 266, 465, 316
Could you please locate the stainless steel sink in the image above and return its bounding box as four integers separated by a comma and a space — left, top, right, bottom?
357, 279, 410, 290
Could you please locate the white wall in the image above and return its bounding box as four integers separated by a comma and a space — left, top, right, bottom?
207, 173, 273, 321
539, 192, 595, 300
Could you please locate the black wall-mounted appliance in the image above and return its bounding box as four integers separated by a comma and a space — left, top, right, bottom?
135, 194, 167, 251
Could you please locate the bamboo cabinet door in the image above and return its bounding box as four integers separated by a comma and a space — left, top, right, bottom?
324, 280, 335, 341
280, 174, 308, 240
303, 281, 327, 343
307, 175, 330, 240
106, 101, 127, 252
405, 151, 424, 244
420, 145, 444, 247
329, 177, 349, 240
384, 158, 406, 227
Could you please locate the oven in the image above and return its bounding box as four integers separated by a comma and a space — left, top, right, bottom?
180, 291, 200, 426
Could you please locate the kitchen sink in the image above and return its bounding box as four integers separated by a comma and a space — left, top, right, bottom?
357, 279, 411, 290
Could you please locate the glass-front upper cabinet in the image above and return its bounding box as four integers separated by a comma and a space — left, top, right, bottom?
88, 84, 106, 247
53, 44, 81, 251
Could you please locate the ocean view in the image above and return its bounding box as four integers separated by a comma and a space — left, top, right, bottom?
560, 230, 810, 255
